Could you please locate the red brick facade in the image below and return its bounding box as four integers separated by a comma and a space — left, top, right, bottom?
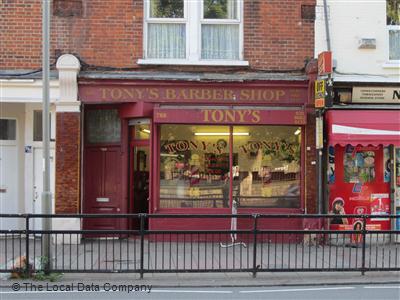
55, 112, 80, 213
2, 1, 317, 218
1, 0, 315, 71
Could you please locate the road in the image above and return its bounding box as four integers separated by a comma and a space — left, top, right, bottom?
1, 284, 399, 300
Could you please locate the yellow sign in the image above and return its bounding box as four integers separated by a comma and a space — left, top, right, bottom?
315, 80, 325, 108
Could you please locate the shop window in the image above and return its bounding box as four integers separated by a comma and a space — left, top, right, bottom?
86, 109, 121, 144
160, 125, 231, 208
143, 0, 244, 64
33, 110, 55, 142
234, 126, 301, 208
343, 147, 375, 183
159, 124, 302, 209
387, 0, 400, 61
0, 119, 16, 140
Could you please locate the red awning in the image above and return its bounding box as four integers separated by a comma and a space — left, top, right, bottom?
326, 110, 400, 146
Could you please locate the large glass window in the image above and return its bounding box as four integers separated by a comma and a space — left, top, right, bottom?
387, 0, 400, 61
234, 126, 301, 208
144, 0, 243, 62
159, 124, 302, 209
160, 125, 230, 208
86, 109, 121, 144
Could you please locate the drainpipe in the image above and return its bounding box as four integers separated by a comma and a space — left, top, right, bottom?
323, 0, 331, 51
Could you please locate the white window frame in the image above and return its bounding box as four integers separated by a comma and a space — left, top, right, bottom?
387, 25, 400, 64
139, 0, 248, 66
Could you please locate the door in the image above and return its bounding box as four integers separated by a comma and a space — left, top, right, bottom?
83, 146, 125, 231
32, 148, 55, 231
130, 143, 150, 229
0, 144, 18, 230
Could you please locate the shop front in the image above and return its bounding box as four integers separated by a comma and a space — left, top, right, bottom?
326, 110, 400, 231
78, 80, 312, 232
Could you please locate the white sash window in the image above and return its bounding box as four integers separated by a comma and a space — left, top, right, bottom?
142, 0, 246, 66
387, 0, 400, 61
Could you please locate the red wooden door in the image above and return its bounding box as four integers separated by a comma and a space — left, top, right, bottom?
83, 146, 126, 231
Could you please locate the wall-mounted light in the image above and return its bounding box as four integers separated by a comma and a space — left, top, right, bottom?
294, 128, 301, 136
194, 132, 249, 136
141, 128, 151, 134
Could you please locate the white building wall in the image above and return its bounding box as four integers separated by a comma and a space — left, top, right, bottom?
0, 79, 58, 230
315, 0, 400, 82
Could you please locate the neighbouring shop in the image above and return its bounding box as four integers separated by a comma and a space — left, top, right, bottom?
326, 110, 400, 231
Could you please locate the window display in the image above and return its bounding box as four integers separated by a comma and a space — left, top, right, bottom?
343, 146, 375, 183
159, 124, 302, 209
234, 126, 301, 208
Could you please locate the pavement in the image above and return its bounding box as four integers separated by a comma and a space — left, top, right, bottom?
1, 271, 399, 288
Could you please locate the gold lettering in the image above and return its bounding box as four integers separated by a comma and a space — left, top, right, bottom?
251, 110, 261, 123
202, 89, 212, 100
223, 89, 234, 100
211, 110, 224, 122
202, 110, 211, 122
276, 90, 285, 100
149, 88, 159, 99
121, 88, 135, 99
237, 110, 247, 123
110, 88, 122, 100
225, 110, 235, 122
240, 89, 250, 100
135, 88, 144, 99
165, 89, 176, 100
212, 89, 223, 101
263, 90, 274, 101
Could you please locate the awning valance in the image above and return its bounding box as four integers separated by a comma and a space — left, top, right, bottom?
326, 110, 400, 146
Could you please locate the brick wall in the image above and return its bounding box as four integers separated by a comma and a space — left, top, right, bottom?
55, 112, 80, 213
1, 0, 315, 71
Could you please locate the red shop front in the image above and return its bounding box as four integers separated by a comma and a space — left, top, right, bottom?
79, 80, 311, 232
326, 110, 400, 231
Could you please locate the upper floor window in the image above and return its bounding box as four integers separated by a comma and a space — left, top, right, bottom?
387, 0, 400, 61
142, 0, 246, 65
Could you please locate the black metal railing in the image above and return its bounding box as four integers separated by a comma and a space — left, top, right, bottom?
0, 214, 399, 278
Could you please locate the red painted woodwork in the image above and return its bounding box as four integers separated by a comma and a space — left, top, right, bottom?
83, 146, 126, 231
153, 107, 306, 125
79, 80, 309, 106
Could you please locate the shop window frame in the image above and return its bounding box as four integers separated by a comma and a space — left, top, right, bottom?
155, 123, 305, 213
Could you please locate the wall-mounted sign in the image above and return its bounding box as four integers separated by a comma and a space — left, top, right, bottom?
80, 84, 308, 105
315, 79, 325, 108
318, 51, 332, 76
315, 116, 323, 149
154, 108, 307, 125
352, 87, 400, 103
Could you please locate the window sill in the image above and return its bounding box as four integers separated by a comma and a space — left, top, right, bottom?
137, 59, 249, 67
382, 62, 400, 69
